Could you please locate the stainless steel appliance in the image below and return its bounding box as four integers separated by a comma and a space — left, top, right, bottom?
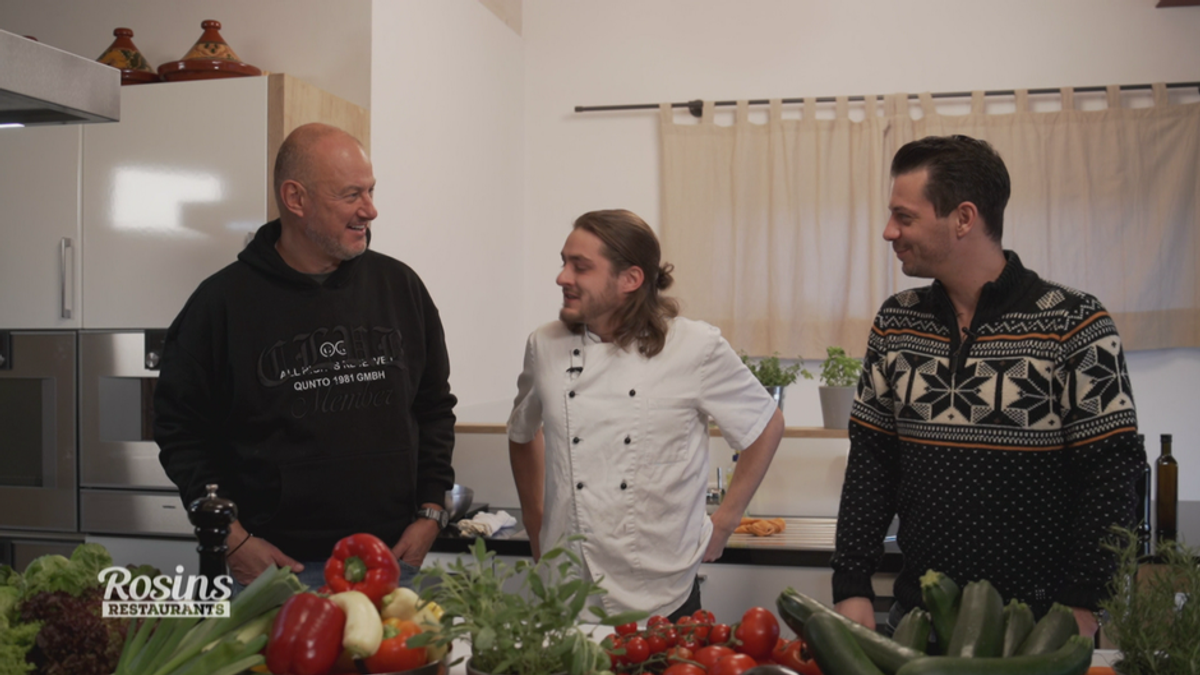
0, 28, 120, 126
0, 331, 77, 532
78, 330, 192, 537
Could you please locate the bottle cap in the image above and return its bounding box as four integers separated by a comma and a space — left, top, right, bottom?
1161, 434, 1172, 443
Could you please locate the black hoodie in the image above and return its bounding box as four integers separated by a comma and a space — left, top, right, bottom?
155, 221, 456, 560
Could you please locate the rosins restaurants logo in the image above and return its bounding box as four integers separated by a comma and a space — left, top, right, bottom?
98, 565, 234, 618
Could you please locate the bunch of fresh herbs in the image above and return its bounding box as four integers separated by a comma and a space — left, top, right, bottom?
739, 352, 811, 387
411, 537, 645, 675
818, 346, 862, 388
1099, 527, 1200, 675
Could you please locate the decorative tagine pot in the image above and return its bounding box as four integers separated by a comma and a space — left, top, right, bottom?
158, 19, 262, 82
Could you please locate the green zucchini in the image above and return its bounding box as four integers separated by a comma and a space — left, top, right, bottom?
804, 612, 887, 675
919, 570, 960, 655
778, 589, 924, 674
895, 634, 1094, 675
1000, 599, 1035, 657
1015, 603, 1079, 656
946, 579, 1004, 658
892, 608, 932, 653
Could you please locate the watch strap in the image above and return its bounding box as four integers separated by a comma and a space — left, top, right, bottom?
417, 507, 449, 528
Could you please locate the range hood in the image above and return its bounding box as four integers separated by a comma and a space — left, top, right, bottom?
0, 28, 119, 126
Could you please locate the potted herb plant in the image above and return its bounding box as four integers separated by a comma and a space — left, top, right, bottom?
817, 346, 862, 430
740, 351, 811, 410
1099, 527, 1200, 675
410, 537, 644, 675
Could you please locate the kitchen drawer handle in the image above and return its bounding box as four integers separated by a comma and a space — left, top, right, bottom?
60, 237, 74, 320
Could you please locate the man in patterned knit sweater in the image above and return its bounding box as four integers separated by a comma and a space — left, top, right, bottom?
831, 135, 1144, 638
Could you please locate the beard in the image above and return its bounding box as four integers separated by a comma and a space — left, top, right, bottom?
304, 222, 368, 262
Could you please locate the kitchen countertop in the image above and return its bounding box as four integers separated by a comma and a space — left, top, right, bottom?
431, 514, 904, 572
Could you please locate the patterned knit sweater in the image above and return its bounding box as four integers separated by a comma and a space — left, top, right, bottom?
831, 251, 1144, 617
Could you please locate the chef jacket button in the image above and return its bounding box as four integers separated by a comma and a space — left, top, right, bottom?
573, 437, 580, 444
573, 349, 580, 356
620, 481, 628, 490
629, 389, 636, 397
624, 436, 631, 444
569, 391, 576, 398
576, 482, 584, 490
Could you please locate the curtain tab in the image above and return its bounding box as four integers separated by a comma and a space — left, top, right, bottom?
1014, 89, 1029, 113
835, 95, 849, 120
865, 94, 879, 118
970, 91, 985, 115
736, 100, 750, 124
1152, 82, 1168, 106
918, 92, 935, 117
803, 97, 817, 121
769, 99, 783, 123
659, 102, 673, 125
1106, 85, 1121, 110
1060, 87, 1075, 112
702, 101, 715, 124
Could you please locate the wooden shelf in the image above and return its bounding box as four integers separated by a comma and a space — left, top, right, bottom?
455, 423, 848, 439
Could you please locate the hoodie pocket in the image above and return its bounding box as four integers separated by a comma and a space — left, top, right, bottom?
264, 450, 414, 539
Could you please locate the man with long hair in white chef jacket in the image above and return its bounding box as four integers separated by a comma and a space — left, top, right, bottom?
507, 209, 786, 620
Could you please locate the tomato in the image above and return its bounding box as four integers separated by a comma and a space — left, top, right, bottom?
710, 623, 732, 645
624, 636, 650, 665
662, 665, 706, 675
694, 645, 736, 671
777, 639, 822, 675
605, 636, 623, 669
648, 615, 671, 628
677, 635, 704, 652
692, 609, 716, 625
734, 607, 780, 661
710, 653, 759, 675
666, 646, 693, 663
615, 622, 639, 637
661, 627, 679, 648
646, 632, 669, 655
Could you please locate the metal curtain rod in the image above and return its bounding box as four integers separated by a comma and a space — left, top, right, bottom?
574, 81, 1200, 117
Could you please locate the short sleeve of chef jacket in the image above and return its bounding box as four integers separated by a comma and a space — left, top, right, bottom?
699, 330, 777, 452
507, 332, 542, 444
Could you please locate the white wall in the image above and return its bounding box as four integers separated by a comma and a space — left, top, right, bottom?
369, 0, 526, 419
0, 0, 371, 109
518, 0, 1200, 502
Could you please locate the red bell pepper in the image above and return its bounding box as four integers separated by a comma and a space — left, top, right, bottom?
266, 592, 347, 675
324, 532, 401, 608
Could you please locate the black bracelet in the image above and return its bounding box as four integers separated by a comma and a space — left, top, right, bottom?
227, 533, 253, 557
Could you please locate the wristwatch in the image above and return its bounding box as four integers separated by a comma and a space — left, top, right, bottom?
417, 507, 449, 529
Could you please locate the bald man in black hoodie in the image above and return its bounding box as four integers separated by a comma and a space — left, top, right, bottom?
156, 123, 457, 588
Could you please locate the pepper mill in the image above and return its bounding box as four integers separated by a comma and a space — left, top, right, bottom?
188, 483, 238, 586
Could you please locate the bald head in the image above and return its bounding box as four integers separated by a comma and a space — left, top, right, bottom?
273, 123, 366, 215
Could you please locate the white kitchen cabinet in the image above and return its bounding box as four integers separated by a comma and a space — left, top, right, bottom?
80, 78, 268, 329
698, 562, 832, 627
0, 75, 369, 330
0, 125, 82, 328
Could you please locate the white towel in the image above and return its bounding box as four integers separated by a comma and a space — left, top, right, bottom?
456, 509, 518, 537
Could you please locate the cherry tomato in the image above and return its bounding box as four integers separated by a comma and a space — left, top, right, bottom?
624, 636, 650, 665
648, 615, 671, 628
677, 635, 704, 652
694, 645, 737, 671
710, 623, 732, 645
605, 636, 624, 669
692, 609, 716, 625
711, 653, 759, 675
734, 607, 780, 661
646, 632, 669, 655
666, 646, 693, 663
615, 622, 639, 637
661, 627, 679, 648
662, 664, 706, 675
778, 639, 822, 675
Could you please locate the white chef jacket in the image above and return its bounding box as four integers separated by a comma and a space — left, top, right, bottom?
507, 317, 777, 616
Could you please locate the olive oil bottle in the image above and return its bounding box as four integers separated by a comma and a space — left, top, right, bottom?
1155, 433, 1178, 548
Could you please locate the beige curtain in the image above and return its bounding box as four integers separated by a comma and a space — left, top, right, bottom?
660, 86, 1200, 356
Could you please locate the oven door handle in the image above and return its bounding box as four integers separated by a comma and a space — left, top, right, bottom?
60, 237, 74, 320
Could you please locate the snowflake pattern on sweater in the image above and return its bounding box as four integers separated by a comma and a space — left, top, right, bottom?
831, 252, 1145, 617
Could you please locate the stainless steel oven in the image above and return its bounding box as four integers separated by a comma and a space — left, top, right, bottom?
79, 330, 192, 536
0, 331, 77, 532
